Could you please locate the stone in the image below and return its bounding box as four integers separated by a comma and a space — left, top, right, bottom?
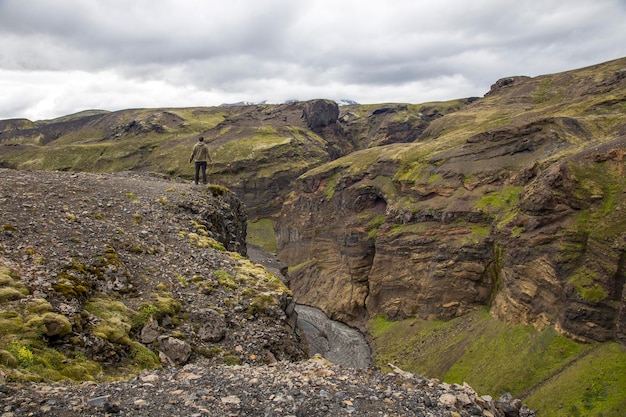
87, 395, 110, 408
140, 374, 159, 383
221, 395, 241, 404
194, 309, 227, 342
104, 402, 120, 413
302, 99, 339, 130
140, 318, 162, 343
133, 399, 147, 407
456, 392, 472, 406
158, 336, 192, 365
438, 393, 457, 407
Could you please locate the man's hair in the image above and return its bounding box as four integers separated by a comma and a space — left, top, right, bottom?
199, 137, 204, 142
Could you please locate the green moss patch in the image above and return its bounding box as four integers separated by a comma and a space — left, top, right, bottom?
0, 263, 107, 382
129, 341, 160, 369
0, 287, 28, 302
215, 270, 238, 290
84, 297, 133, 345
214, 132, 292, 163
569, 266, 609, 303
475, 186, 522, 214
187, 232, 226, 250
148, 292, 181, 320
131, 304, 158, 329
366, 214, 386, 239
569, 159, 626, 241
0, 266, 29, 302
25, 312, 72, 338
4, 341, 103, 382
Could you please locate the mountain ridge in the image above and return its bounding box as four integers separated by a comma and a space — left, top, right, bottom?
1, 55, 625, 416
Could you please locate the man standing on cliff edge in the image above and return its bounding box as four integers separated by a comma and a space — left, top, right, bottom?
189, 136, 213, 185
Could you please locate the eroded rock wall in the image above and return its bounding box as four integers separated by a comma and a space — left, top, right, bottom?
277, 169, 498, 329
492, 141, 626, 343
277, 129, 626, 342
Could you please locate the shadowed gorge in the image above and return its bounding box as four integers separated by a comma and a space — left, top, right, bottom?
1, 56, 626, 416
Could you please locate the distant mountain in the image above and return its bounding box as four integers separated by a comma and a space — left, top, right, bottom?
218, 99, 359, 107
335, 99, 359, 106
219, 100, 267, 107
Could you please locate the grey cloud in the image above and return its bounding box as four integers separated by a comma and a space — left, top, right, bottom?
0, 0, 625, 120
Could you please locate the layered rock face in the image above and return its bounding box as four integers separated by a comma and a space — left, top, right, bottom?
278, 134, 626, 343
492, 141, 626, 343
276, 149, 499, 328
277, 59, 626, 343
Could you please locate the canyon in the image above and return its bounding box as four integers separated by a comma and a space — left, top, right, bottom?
1, 56, 625, 415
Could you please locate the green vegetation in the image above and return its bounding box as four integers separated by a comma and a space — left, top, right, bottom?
213, 129, 292, 163
2, 340, 103, 382
569, 160, 626, 241
371, 311, 626, 417
324, 172, 341, 200
470, 224, 490, 237
205, 184, 230, 196
287, 259, 316, 274
215, 270, 238, 290
560, 159, 626, 302
303, 145, 390, 181
525, 343, 626, 417
131, 304, 158, 329
366, 214, 386, 239
223, 353, 241, 366
475, 186, 522, 213
247, 218, 277, 253
185, 219, 230, 251
247, 293, 277, 316
147, 291, 181, 320
569, 266, 608, 303
389, 222, 429, 236
0, 263, 111, 382
129, 341, 160, 369
84, 297, 134, 345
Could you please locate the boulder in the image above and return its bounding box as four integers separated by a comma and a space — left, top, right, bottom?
158, 336, 192, 365
194, 309, 227, 342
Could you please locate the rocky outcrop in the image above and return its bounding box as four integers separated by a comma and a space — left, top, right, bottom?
278, 130, 626, 341
302, 99, 339, 131
485, 76, 531, 96
176, 184, 248, 255
338, 101, 475, 148
492, 140, 626, 342
0, 169, 305, 382
277, 167, 498, 328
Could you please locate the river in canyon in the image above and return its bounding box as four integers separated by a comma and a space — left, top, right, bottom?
248, 245, 372, 368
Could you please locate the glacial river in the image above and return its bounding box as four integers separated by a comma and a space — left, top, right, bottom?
248, 245, 371, 368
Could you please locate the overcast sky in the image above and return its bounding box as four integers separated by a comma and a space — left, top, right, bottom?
1, 0, 625, 121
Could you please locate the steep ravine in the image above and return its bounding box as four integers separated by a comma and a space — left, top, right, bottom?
247, 245, 372, 368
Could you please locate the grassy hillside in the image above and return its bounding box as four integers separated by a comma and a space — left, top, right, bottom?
371, 312, 626, 417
